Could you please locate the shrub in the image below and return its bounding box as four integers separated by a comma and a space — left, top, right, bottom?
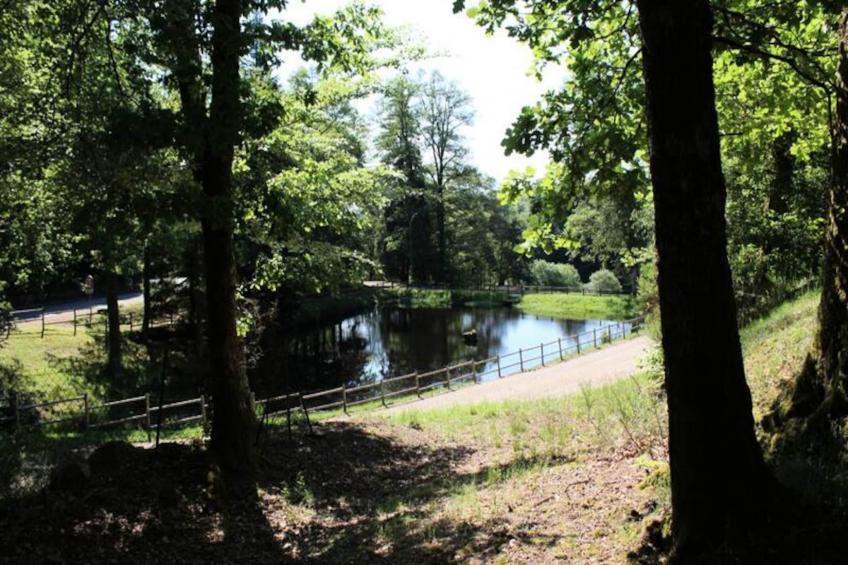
530, 261, 582, 289
587, 269, 623, 294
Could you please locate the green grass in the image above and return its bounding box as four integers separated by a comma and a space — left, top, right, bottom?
0, 324, 98, 401
381, 373, 667, 462
740, 290, 819, 420
517, 292, 636, 320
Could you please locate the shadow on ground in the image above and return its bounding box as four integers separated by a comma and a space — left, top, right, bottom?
0, 420, 560, 564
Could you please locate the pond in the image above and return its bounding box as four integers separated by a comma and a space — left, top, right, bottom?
280, 305, 629, 392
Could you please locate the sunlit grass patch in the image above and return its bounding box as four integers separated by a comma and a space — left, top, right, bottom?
740, 290, 819, 419
518, 292, 636, 320
383, 374, 667, 461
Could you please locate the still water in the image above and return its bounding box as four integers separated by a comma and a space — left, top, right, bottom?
283, 305, 626, 391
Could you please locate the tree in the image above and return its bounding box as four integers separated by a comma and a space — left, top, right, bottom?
636, 0, 772, 553
791, 8, 848, 418
419, 72, 474, 283
461, 0, 773, 555
376, 76, 438, 283
530, 260, 581, 288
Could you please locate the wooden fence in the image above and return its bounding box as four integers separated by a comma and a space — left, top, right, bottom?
7, 307, 177, 339
0, 317, 642, 438
375, 281, 634, 297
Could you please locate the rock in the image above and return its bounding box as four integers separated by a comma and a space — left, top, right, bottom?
48, 462, 89, 492
88, 441, 138, 476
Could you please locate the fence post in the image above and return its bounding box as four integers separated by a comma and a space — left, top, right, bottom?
145, 393, 151, 442
472, 360, 479, 384
446, 366, 452, 390
73, 309, 77, 336
519, 348, 524, 372
299, 393, 313, 435
83, 393, 89, 430
496, 356, 502, 379
379, 380, 387, 407
41, 309, 45, 339
342, 384, 348, 415
558, 338, 564, 360
12, 392, 20, 431
593, 328, 598, 348
540, 343, 545, 366
200, 395, 207, 435
576, 336, 581, 354
415, 371, 421, 398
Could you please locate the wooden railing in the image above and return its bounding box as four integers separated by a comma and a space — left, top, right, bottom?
1, 317, 643, 437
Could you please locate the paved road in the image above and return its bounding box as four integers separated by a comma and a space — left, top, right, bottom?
384, 336, 652, 414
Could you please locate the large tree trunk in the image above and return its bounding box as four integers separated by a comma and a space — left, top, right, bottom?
795, 10, 848, 417
105, 271, 122, 379
201, 0, 256, 475
636, 0, 772, 556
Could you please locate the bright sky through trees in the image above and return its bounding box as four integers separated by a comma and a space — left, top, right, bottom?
280, 0, 563, 182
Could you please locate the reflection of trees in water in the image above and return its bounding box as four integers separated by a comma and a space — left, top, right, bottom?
272, 306, 620, 391
283, 313, 375, 391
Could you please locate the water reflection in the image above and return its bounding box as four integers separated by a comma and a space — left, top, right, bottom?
281, 306, 627, 391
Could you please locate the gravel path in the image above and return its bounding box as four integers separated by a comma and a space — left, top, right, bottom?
385, 335, 653, 414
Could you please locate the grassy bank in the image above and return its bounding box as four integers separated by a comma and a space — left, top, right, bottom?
518, 292, 636, 320
741, 290, 819, 421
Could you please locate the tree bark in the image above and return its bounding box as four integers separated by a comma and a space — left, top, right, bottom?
636, 0, 772, 556
797, 10, 848, 417
200, 0, 256, 475
105, 271, 122, 379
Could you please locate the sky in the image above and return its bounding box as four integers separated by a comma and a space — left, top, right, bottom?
278, 0, 564, 184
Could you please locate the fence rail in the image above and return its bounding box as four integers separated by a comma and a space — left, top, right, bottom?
1, 317, 642, 438
7, 306, 178, 339
377, 281, 634, 297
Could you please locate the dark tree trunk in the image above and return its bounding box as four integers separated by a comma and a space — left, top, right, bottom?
105, 271, 122, 379
436, 186, 448, 285
142, 245, 152, 334
200, 0, 256, 475
768, 130, 795, 218
636, 0, 772, 555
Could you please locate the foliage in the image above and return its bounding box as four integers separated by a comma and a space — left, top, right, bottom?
529, 260, 581, 288
376, 72, 526, 286
238, 71, 395, 295
587, 269, 623, 294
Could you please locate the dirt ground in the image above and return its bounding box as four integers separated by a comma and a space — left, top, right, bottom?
0, 418, 664, 564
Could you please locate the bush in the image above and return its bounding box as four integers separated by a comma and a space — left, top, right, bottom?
587, 269, 623, 294
530, 261, 582, 289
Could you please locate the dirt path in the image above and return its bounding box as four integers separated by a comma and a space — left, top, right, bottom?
385, 335, 652, 414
